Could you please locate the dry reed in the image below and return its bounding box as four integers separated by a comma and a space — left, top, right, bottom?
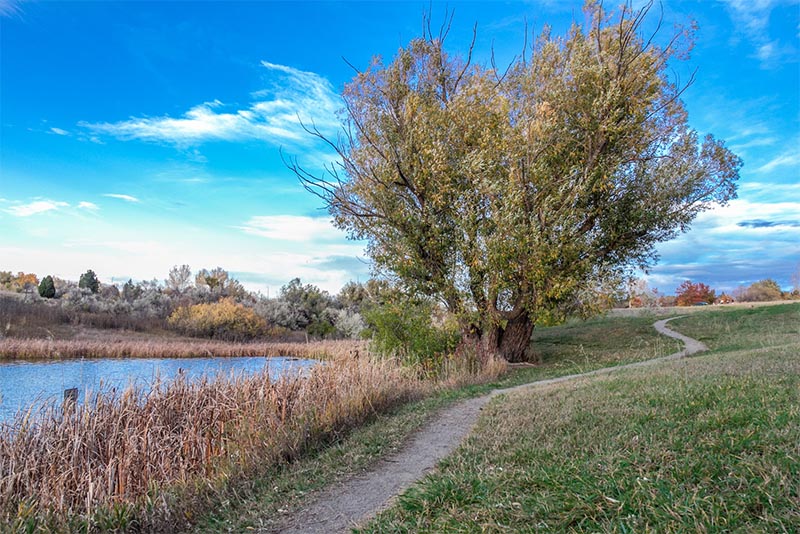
0, 354, 430, 531
0, 326, 507, 532
0, 337, 365, 361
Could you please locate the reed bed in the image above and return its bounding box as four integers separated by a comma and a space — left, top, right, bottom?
0, 354, 430, 532
0, 337, 365, 361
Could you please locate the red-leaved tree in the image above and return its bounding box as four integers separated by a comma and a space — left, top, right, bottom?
675, 281, 715, 306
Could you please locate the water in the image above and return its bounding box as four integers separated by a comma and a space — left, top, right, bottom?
0, 356, 316, 423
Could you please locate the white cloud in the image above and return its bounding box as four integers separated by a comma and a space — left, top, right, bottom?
81, 61, 341, 147
651, 194, 800, 292
5, 199, 69, 217
77, 201, 99, 210
721, 0, 790, 66
103, 193, 140, 203
0, 232, 367, 295
755, 150, 800, 173
49, 127, 70, 136
238, 215, 346, 242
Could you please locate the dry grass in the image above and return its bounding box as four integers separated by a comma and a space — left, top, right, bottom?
0, 344, 506, 532
1, 355, 419, 531
0, 337, 365, 361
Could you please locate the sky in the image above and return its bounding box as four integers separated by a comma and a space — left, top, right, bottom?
1, 0, 798, 296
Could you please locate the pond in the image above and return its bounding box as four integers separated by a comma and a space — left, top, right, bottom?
0, 356, 316, 424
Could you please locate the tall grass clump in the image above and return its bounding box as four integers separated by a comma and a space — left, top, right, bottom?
0, 355, 426, 531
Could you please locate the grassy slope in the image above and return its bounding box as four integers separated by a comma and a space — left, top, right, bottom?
191, 314, 682, 532
357, 303, 800, 533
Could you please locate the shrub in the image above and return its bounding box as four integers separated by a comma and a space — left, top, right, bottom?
168, 298, 268, 341
78, 269, 100, 293
364, 297, 459, 373
38, 276, 56, 299
736, 279, 783, 302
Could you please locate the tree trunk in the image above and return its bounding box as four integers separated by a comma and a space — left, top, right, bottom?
497, 314, 535, 363
457, 314, 535, 364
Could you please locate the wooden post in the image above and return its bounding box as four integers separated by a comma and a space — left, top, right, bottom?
63, 387, 78, 404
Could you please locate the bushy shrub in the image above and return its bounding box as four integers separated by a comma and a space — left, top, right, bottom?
1, 271, 39, 293
38, 276, 56, 299
78, 270, 100, 294
333, 308, 366, 339
735, 279, 783, 302
167, 298, 268, 341
364, 297, 459, 372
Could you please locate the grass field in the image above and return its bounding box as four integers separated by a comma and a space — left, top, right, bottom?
357, 303, 800, 533
191, 313, 685, 532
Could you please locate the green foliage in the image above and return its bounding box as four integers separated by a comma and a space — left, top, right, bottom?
364, 296, 459, 372
121, 279, 142, 301
279, 278, 336, 336
37, 275, 56, 299
167, 298, 268, 341
294, 3, 740, 361
78, 269, 100, 294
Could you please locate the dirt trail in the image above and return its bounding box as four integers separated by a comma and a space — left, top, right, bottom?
267, 317, 706, 534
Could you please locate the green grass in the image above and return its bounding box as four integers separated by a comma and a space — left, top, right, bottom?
357, 304, 800, 533
190, 313, 681, 532
670, 302, 800, 354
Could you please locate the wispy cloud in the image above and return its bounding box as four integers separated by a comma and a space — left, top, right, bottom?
103, 193, 140, 203
721, 0, 794, 66
49, 127, 70, 136
238, 215, 345, 242
652, 195, 800, 291
755, 149, 800, 173
4, 199, 69, 217
0, 0, 26, 18
737, 219, 800, 228
81, 62, 341, 147
77, 201, 100, 211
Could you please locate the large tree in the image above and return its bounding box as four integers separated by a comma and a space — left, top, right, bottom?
291, 2, 740, 362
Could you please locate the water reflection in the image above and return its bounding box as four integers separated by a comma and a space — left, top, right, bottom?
0, 356, 315, 423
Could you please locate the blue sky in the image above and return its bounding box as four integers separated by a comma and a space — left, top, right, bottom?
1, 0, 798, 295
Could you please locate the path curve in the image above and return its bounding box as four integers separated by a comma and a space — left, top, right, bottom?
267, 317, 706, 533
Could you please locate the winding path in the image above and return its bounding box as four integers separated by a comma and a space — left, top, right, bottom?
267, 317, 707, 534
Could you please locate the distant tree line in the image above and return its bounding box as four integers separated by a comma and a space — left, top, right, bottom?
622, 274, 799, 309
0, 266, 444, 345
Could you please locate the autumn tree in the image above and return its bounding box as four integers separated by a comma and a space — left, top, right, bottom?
168, 298, 267, 341
675, 280, 715, 306
291, 2, 740, 361
739, 279, 782, 302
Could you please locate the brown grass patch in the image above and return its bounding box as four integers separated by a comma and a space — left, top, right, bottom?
1, 355, 421, 531
0, 337, 365, 361
0, 343, 506, 531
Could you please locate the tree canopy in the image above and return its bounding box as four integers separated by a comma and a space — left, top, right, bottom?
675, 280, 715, 306
291, 2, 741, 361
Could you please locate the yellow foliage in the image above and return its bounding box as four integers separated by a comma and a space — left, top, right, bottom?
168, 298, 268, 341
